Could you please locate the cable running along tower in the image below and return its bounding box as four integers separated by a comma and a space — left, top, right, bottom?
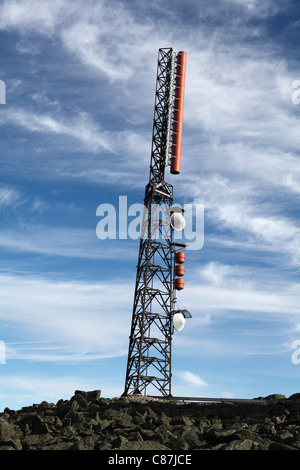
123, 48, 191, 397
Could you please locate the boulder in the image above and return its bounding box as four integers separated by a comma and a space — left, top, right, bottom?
265, 394, 286, 400
0, 418, 14, 440
288, 393, 300, 400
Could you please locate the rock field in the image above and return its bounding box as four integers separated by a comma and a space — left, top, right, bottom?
1, 390, 300, 450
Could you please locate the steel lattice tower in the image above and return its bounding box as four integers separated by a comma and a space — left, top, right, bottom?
123, 48, 190, 397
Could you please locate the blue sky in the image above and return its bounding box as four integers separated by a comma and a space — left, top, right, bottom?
0, 0, 300, 410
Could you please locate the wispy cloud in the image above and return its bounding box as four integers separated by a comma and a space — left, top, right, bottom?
176, 370, 208, 387
0, 0, 69, 34
1, 262, 296, 369
186, 262, 300, 318
1, 108, 112, 153
61, 20, 134, 81
0, 273, 133, 361
184, 171, 300, 268
0, 185, 22, 207
0, 104, 150, 185
0, 225, 137, 260
228, 0, 283, 16
0, 0, 165, 83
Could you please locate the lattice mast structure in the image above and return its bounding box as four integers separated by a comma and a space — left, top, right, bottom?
123, 48, 189, 397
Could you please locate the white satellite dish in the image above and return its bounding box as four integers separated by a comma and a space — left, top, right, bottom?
170, 213, 185, 231
173, 312, 186, 332
170, 205, 184, 213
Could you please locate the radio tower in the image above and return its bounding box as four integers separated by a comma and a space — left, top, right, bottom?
123, 48, 191, 397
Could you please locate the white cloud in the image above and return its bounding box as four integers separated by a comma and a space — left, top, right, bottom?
184, 42, 297, 146
61, 21, 134, 81
214, 204, 300, 266
223, 145, 300, 196
0, 225, 137, 260
1, 260, 296, 370
0, 185, 21, 207
177, 370, 208, 387
0, 105, 150, 185
186, 282, 299, 317
59, 3, 169, 82
227, 0, 282, 16
28, 197, 49, 213
183, 167, 300, 267
200, 261, 239, 286
216, 203, 298, 242
1, 108, 112, 153
184, 262, 300, 319
0, 273, 133, 362
0, 0, 68, 34
0, 0, 164, 83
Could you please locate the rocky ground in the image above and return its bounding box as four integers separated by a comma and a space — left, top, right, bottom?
0, 390, 300, 450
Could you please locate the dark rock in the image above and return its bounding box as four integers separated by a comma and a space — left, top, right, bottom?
27, 415, 52, 434
112, 435, 129, 449
86, 390, 101, 401
265, 394, 286, 400
1, 390, 300, 450
215, 438, 254, 450
0, 444, 15, 450
203, 427, 235, 443
0, 418, 14, 440
73, 389, 101, 400
0, 439, 22, 450
98, 418, 113, 431
121, 440, 171, 450
40, 441, 74, 450
268, 441, 297, 450
69, 435, 97, 450
288, 393, 300, 400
